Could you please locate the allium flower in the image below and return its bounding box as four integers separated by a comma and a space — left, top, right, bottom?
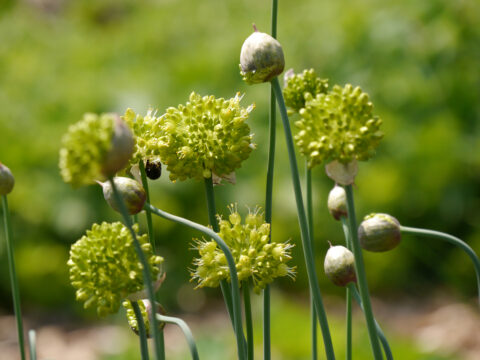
122, 108, 163, 169
283, 68, 329, 113
123, 299, 165, 337
191, 205, 295, 293
59, 113, 134, 187
294, 84, 384, 168
157, 92, 255, 181
68, 222, 163, 317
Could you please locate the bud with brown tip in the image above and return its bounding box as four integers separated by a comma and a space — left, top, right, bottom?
324, 245, 356, 286
327, 185, 347, 220
100, 177, 146, 215
358, 213, 401, 252
0, 163, 14, 195
240, 28, 285, 84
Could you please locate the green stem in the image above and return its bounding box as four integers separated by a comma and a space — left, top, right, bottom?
263, 0, 278, 354
340, 217, 351, 250
306, 165, 317, 360
109, 179, 163, 360
343, 185, 383, 360
139, 161, 155, 252
156, 314, 200, 360
146, 203, 246, 360
345, 288, 352, 360
243, 280, 254, 360
2, 195, 26, 360
132, 301, 150, 360
271, 77, 335, 360
348, 284, 393, 360
28, 330, 36, 360
400, 226, 480, 306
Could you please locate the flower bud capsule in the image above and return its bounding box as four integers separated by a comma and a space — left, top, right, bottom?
358, 213, 401, 252
102, 115, 135, 176
324, 245, 356, 286
327, 185, 347, 220
240, 30, 285, 84
325, 160, 358, 185
0, 162, 14, 195
101, 177, 146, 215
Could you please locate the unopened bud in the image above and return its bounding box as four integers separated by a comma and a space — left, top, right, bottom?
100, 177, 146, 215
240, 29, 285, 84
324, 245, 356, 286
0, 163, 14, 195
358, 213, 401, 252
327, 185, 347, 220
325, 160, 358, 185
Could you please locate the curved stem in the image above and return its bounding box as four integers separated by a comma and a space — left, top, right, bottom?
147, 202, 246, 360
2, 195, 26, 360
343, 185, 383, 360
400, 226, 480, 306
156, 314, 200, 360
139, 161, 155, 252
109, 178, 163, 360
271, 77, 335, 360
132, 301, 150, 360
306, 166, 317, 360
243, 280, 254, 360
28, 330, 36, 360
348, 284, 393, 360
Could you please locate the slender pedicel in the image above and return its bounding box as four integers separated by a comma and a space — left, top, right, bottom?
156, 314, 200, 360
109, 178, 164, 360
344, 185, 383, 360
139, 160, 156, 252
28, 330, 36, 360
243, 280, 254, 360
147, 202, 247, 360
271, 77, 335, 360
132, 301, 150, 360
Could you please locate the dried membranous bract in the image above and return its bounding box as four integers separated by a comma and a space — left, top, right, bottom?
157, 92, 255, 182
191, 206, 295, 293
59, 113, 134, 187
68, 222, 163, 317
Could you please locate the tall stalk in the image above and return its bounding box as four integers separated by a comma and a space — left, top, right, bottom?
2, 195, 26, 360
146, 202, 247, 360
139, 161, 155, 252
109, 178, 164, 360
306, 166, 317, 360
156, 314, 200, 360
243, 280, 254, 360
271, 78, 335, 360
343, 185, 383, 360
263, 1, 278, 358
132, 301, 150, 360
341, 216, 353, 360
28, 330, 36, 360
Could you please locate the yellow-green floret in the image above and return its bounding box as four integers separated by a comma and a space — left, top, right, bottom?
283, 68, 329, 113
157, 92, 255, 182
59, 113, 115, 187
295, 84, 383, 168
68, 222, 163, 317
191, 206, 295, 293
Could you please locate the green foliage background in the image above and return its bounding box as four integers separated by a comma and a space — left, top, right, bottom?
0, 0, 479, 355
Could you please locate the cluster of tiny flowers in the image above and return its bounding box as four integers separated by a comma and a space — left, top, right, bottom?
68, 222, 163, 317
123, 108, 162, 168
59, 113, 114, 187
294, 84, 384, 167
283, 68, 329, 113
156, 92, 255, 181
191, 206, 295, 293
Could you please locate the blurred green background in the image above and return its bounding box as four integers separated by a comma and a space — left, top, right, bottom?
1, 0, 479, 358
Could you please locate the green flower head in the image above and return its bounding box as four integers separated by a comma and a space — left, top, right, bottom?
295, 84, 384, 168
59, 113, 134, 187
123, 108, 162, 169
191, 205, 295, 293
157, 92, 255, 182
283, 68, 329, 113
68, 222, 163, 317
123, 300, 165, 337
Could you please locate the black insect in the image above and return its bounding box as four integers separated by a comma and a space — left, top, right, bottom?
145, 159, 162, 180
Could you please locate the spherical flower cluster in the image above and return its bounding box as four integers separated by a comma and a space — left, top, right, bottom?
59, 113, 134, 187
157, 92, 255, 181
68, 222, 163, 317
294, 84, 384, 168
283, 68, 329, 113
122, 108, 162, 169
123, 300, 165, 337
191, 206, 295, 293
